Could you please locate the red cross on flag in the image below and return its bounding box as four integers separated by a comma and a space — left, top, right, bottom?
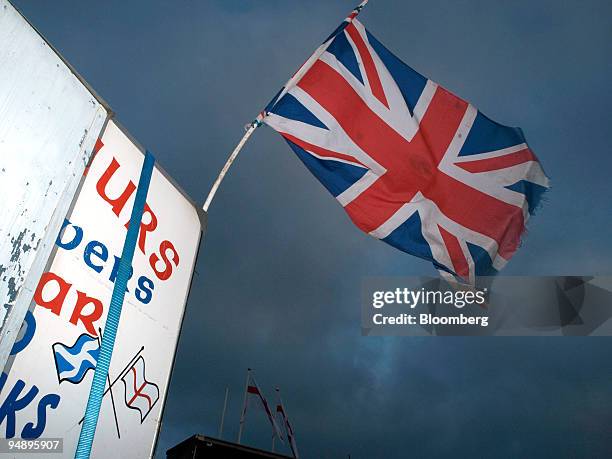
239, 372, 283, 441
121, 356, 160, 423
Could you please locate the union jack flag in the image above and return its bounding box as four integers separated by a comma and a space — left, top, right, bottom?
262, 4, 549, 282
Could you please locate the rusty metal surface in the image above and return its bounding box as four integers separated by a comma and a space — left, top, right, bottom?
0, 0, 108, 370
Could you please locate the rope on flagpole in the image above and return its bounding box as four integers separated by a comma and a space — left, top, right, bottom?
237, 367, 252, 444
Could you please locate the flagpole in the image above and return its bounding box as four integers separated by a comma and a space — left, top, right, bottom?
237, 368, 251, 444
272, 387, 280, 453
201, 1, 370, 213
277, 387, 299, 459
218, 387, 229, 439
202, 121, 261, 212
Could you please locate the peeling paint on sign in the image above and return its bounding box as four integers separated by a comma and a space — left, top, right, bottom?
1, 120, 203, 457
0, 0, 108, 371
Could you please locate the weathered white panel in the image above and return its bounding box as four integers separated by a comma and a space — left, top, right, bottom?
1, 121, 203, 457
0, 0, 108, 369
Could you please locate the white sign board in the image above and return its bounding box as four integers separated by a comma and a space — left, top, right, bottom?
0, 0, 108, 370
0, 121, 203, 458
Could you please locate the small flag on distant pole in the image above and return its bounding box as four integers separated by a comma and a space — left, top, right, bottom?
275, 387, 299, 459
238, 369, 283, 443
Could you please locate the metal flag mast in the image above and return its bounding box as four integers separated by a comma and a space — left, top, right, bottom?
271, 387, 280, 453
218, 386, 230, 439
237, 367, 252, 444
201, 0, 370, 212
276, 387, 299, 458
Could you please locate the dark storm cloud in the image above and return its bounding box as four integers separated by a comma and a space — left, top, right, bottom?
11, 0, 612, 457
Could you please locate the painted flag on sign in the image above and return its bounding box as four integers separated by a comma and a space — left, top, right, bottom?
52, 333, 99, 384
121, 356, 160, 423
262, 4, 549, 283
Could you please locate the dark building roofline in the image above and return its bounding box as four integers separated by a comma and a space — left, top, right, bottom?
167, 434, 293, 459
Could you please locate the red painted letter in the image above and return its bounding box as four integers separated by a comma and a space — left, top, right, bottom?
34, 272, 71, 316
149, 240, 180, 281
70, 291, 103, 336
96, 157, 136, 217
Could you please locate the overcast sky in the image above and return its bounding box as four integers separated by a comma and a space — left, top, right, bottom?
12, 1, 612, 457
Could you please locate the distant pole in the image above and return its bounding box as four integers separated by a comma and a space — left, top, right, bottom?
218, 387, 229, 439
237, 368, 251, 444
273, 387, 279, 453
